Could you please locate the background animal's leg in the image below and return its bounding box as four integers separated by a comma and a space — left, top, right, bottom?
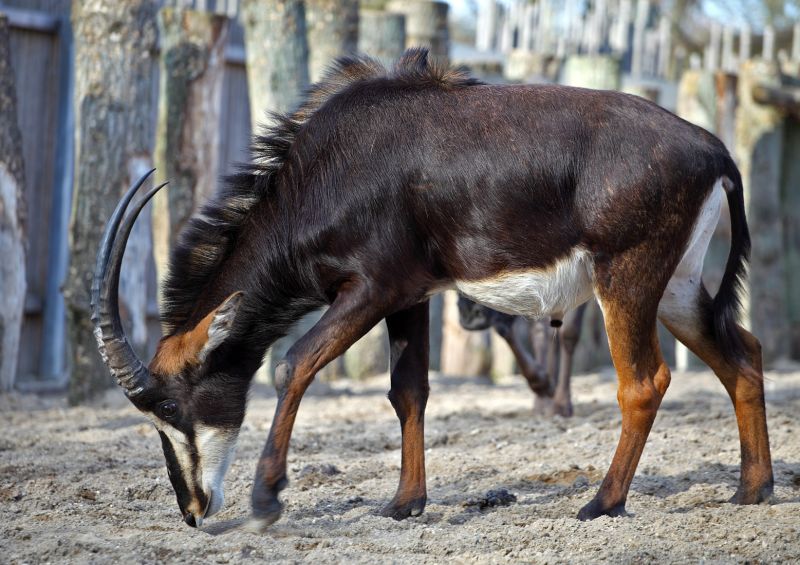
659, 284, 773, 504
496, 316, 550, 396
530, 318, 558, 415
578, 297, 670, 520
551, 303, 588, 417
381, 301, 430, 520
249, 283, 387, 529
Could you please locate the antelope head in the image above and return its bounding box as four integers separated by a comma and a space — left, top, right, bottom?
91, 170, 249, 527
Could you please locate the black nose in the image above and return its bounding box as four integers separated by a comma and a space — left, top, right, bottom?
184, 512, 197, 527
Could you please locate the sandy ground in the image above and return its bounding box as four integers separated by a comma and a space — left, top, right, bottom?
1, 367, 799, 564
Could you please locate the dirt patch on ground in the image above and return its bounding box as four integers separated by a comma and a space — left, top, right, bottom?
1, 369, 799, 563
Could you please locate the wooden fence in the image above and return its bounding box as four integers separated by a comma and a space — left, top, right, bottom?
3, 0, 253, 388
3, 0, 799, 390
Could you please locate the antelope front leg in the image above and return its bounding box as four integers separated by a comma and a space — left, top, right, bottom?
248, 283, 387, 530
380, 301, 430, 520
497, 316, 551, 396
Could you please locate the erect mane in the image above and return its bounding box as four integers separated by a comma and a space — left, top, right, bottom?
159, 48, 482, 334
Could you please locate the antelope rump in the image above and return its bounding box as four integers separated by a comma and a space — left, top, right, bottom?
92, 49, 773, 530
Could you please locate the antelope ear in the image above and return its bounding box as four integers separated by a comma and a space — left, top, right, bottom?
197, 291, 245, 363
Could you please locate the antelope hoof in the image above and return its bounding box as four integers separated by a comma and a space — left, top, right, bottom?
379, 496, 427, 521
250, 487, 284, 530
246, 500, 283, 532
729, 480, 774, 505
576, 498, 628, 521
551, 397, 574, 418
243, 512, 281, 533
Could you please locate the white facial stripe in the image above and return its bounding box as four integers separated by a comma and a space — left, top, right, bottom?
148, 415, 205, 517
195, 424, 239, 517
455, 248, 594, 319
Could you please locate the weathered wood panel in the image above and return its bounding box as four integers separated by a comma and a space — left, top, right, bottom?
7, 24, 61, 380
0, 14, 27, 391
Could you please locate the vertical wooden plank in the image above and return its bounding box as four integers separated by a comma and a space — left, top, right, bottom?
0, 14, 27, 391
762, 25, 774, 62
631, 0, 647, 78
735, 59, 789, 365
40, 10, 75, 384
740, 24, 751, 61
781, 118, 800, 357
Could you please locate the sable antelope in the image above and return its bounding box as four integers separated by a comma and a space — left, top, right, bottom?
458, 297, 587, 417
92, 49, 773, 529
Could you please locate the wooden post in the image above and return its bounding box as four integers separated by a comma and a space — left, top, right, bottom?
152, 8, 228, 299
735, 59, 789, 365
358, 10, 405, 66
740, 24, 751, 61
65, 0, 158, 404
721, 26, 735, 72
440, 291, 491, 378
386, 0, 449, 64
792, 22, 800, 63
631, 0, 647, 78
306, 0, 358, 83
762, 25, 775, 62
0, 14, 26, 392
241, 0, 309, 122
705, 22, 721, 72
475, 0, 498, 52
561, 55, 621, 90
782, 115, 800, 357
343, 321, 390, 379
40, 7, 75, 383
242, 0, 316, 380
657, 15, 671, 79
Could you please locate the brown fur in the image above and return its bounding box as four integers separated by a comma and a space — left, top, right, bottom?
150, 306, 216, 375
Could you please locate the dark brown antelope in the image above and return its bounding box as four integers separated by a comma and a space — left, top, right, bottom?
458, 297, 587, 417
92, 49, 772, 530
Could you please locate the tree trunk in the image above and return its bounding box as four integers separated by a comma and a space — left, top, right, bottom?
65, 0, 158, 404
306, 0, 358, 83
153, 7, 228, 300
386, 0, 449, 64
735, 59, 789, 365
241, 0, 313, 380
241, 0, 309, 121
0, 14, 26, 392
358, 9, 406, 66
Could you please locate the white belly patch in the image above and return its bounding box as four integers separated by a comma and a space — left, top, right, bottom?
455, 249, 594, 319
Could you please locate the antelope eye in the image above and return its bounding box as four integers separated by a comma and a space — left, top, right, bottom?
159, 400, 178, 421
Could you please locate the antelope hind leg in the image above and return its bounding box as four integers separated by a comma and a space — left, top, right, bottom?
659, 283, 773, 505
578, 295, 670, 520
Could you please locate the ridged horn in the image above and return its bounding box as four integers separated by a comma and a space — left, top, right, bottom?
91, 169, 167, 397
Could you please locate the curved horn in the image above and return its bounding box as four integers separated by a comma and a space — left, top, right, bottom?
91, 169, 167, 397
